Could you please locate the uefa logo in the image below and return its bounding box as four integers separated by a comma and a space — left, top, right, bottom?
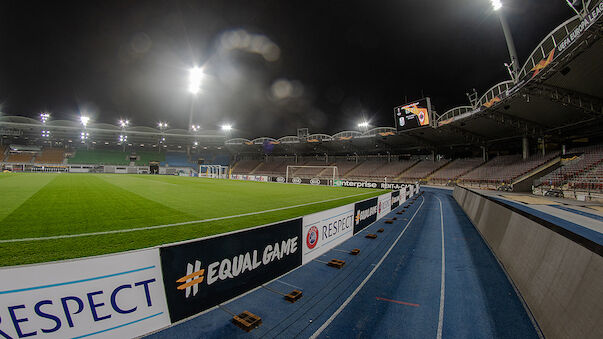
292, 177, 302, 184
310, 178, 320, 185
306, 226, 319, 249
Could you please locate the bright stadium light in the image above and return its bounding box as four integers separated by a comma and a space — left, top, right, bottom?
40, 113, 50, 124
191, 124, 201, 132
358, 121, 369, 128
119, 119, 129, 129
221, 123, 232, 132
491, 0, 502, 10
189, 66, 204, 94
80, 116, 90, 127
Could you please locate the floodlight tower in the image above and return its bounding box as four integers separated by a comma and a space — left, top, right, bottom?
221, 123, 233, 139
40, 113, 51, 142
158, 122, 168, 152
119, 119, 129, 152
491, 0, 520, 83
188, 66, 204, 131
191, 124, 201, 149
80, 116, 90, 149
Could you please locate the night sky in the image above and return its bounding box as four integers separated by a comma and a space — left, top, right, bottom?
0, 0, 571, 138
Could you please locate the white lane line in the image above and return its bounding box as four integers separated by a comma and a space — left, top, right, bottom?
274, 279, 303, 291
310, 195, 426, 339
0, 191, 377, 243
435, 195, 446, 339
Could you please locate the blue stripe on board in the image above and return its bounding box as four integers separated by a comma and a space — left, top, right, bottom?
0, 265, 155, 295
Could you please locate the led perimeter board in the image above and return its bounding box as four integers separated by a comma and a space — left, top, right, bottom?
394, 97, 432, 131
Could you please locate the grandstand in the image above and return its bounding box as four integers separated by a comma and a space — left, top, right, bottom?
35, 148, 66, 164
4, 152, 35, 163
430, 158, 484, 184
460, 153, 559, 187
134, 151, 165, 166
399, 159, 450, 181
536, 144, 603, 191
68, 149, 129, 165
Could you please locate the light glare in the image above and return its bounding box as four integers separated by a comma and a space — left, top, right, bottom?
491, 0, 502, 10
221, 124, 232, 132
80, 116, 90, 127
189, 67, 204, 94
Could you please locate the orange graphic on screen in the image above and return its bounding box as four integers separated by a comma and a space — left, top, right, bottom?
400, 102, 429, 126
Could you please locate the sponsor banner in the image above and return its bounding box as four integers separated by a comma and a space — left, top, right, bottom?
302, 204, 354, 264
391, 190, 401, 209
309, 178, 321, 186
377, 193, 392, 220
231, 175, 269, 182
558, 3, 603, 54
291, 177, 302, 184
0, 249, 170, 339
334, 180, 406, 190
276, 176, 285, 183
159, 219, 302, 323
353, 197, 378, 234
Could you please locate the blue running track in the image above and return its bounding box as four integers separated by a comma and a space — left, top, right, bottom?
146, 188, 540, 338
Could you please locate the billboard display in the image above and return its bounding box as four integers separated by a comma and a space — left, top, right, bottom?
377, 193, 392, 220
159, 219, 302, 323
394, 98, 432, 131
0, 249, 170, 339
302, 204, 354, 264
391, 190, 400, 209
353, 197, 378, 234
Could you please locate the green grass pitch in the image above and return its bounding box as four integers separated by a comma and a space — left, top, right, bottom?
0, 172, 385, 267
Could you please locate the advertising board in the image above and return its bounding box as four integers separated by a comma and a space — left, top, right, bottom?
353, 197, 378, 234
159, 219, 302, 322
377, 193, 392, 220
0, 249, 170, 339
391, 190, 400, 209
302, 204, 354, 264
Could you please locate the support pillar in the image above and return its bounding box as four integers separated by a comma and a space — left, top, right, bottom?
562, 144, 566, 155
522, 136, 529, 160
481, 146, 488, 162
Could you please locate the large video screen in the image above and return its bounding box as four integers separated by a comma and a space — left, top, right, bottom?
394, 97, 431, 131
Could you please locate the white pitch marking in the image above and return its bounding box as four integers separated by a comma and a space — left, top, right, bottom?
0, 191, 378, 243
435, 195, 446, 339
310, 195, 426, 339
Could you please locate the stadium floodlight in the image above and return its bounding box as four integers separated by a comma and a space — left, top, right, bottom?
191, 124, 201, 132
491, 0, 502, 10
40, 113, 50, 124
189, 66, 204, 95
158, 122, 168, 129
80, 116, 90, 127
221, 123, 232, 132
41, 130, 50, 138
358, 121, 370, 128
119, 119, 129, 129
489, 0, 519, 83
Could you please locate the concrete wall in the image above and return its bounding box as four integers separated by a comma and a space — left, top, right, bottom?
453, 186, 603, 339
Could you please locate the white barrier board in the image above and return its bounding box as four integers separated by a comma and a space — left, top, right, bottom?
302, 203, 354, 264
377, 193, 392, 220
0, 249, 170, 338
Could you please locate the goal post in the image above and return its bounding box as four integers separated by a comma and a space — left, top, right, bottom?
285, 165, 339, 186
199, 164, 229, 179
